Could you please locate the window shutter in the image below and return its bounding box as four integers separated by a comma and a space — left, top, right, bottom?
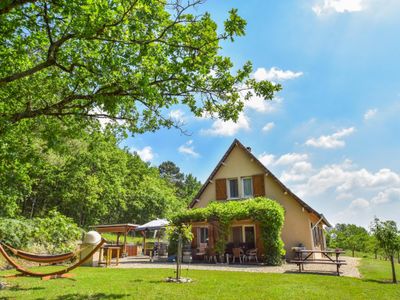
215, 178, 227, 200
252, 174, 265, 197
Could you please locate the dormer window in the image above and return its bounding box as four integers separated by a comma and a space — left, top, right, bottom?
242, 177, 253, 198
227, 178, 239, 199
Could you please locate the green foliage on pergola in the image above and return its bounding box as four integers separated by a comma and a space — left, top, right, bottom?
172, 197, 285, 265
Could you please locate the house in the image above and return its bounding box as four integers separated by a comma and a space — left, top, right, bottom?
188, 139, 331, 259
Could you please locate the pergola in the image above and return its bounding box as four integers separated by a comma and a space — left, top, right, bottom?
91, 223, 139, 256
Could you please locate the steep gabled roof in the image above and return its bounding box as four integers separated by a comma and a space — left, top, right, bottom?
189, 138, 331, 227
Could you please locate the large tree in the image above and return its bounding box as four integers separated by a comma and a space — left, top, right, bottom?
0, 0, 280, 134
159, 161, 202, 204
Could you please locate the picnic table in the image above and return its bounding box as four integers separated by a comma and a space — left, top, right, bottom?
290, 249, 346, 276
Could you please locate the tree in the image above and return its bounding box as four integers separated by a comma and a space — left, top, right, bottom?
329, 224, 369, 257
0, 118, 183, 226
159, 161, 185, 189
181, 173, 202, 204
371, 218, 399, 283
0, 0, 280, 134
366, 235, 380, 259
158, 161, 202, 204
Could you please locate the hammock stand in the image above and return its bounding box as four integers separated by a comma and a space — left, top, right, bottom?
1, 243, 75, 264
0, 238, 106, 280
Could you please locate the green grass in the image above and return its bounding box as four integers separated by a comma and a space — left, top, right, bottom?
344, 250, 376, 259
359, 258, 400, 283
0, 259, 399, 299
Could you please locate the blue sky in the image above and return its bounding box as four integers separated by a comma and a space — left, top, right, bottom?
122, 0, 400, 228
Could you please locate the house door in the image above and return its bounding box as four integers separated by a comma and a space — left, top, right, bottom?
244, 226, 255, 249
232, 227, 243, 246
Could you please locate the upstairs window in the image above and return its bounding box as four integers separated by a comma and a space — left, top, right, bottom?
242, 177, 253, 198
227, 178, 239, 199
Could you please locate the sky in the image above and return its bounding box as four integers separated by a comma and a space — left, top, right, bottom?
122, 0, 400, 228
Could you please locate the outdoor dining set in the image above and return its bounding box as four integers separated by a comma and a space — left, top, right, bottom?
192, 243, 259, 264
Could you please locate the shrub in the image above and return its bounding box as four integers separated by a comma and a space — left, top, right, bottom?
0, 210, 82, 254
0, 218, 34, 249
172, 197, 285, 265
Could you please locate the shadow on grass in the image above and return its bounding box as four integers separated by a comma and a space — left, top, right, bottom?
284, 270, 342, 277
361, 278, 399, 285
8, 285, 45, 291
34, 293, 131, 300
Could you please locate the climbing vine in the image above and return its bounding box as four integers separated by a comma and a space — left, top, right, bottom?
172, 197, 285, 265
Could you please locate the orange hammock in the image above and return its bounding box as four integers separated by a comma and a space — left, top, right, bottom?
0, 238, 106, 279
1, 242, 75, 263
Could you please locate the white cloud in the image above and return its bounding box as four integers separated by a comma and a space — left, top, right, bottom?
281, 162, 314, 183
371, 188, 400, 205
131, 146, 154, 162
305, 127, 356, 149
292, 159, 400, 198
275, 153, 309, 166
313, 0, 364, 16
254, 67, 303, 82
350, 198, 370, 209
169, 109, 187, 123
200, 112, 250, 136
262, 122, 275, 133
364, 108, 378, 120
244, 95, 281, 113
178, 140, 200, 158
258, 153, 275, 167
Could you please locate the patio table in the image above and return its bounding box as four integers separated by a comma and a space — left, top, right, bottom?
291, 249, 346, 276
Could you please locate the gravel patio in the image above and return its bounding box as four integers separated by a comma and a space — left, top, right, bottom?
111, 256, 360, 278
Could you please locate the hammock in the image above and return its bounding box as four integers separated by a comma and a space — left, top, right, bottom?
0, 238, 106, 279
1, 242, 75, 263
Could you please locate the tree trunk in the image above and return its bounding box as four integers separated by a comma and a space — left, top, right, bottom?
352, 248, 355, 257
374, 250, 377, 260
390, 255, 397, 284
398, 251, 400, 264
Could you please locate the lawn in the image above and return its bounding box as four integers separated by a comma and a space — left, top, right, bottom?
0, 259, 399, 300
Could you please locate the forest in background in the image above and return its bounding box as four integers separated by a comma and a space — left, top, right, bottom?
0, 117, 201, 228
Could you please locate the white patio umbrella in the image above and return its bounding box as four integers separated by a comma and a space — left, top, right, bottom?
135, 219, 169, 231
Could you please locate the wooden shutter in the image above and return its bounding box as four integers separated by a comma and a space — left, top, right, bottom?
252, 174, 265, 197
215, 178, 227, 200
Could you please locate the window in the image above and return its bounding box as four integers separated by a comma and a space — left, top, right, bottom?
198, 227, 208, 244
230, 225, 256, 248
227, 178, 239, 199
242, 177, 253, 198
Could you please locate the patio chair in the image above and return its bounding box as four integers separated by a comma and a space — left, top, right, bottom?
197, 243, 207, 261
207, 248, 218, 263
232, 247, 244, 264
246, 248, 258, 263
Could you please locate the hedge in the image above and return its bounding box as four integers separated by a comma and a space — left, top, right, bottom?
172, 197, 285, 265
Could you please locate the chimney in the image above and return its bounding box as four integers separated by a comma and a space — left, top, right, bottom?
246, 146, 252, 152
